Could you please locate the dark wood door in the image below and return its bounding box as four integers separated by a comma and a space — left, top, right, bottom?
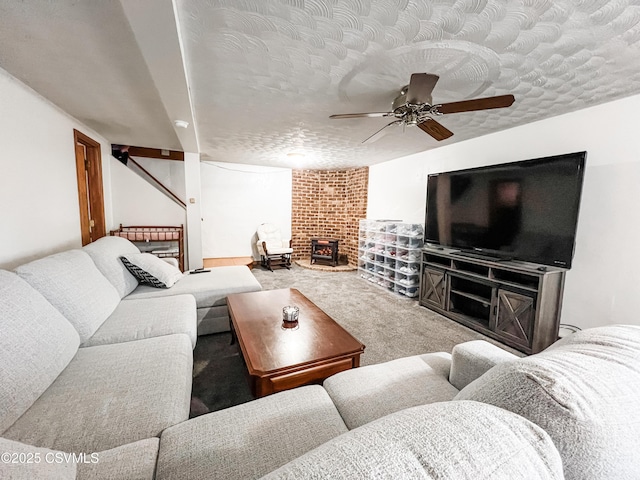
420, 268, 447, 309
74, 130, 105, 245
496, 289, 535, 348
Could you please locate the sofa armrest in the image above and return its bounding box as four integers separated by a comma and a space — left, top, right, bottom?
160, 257, 179, 269
449, 340, 518, 390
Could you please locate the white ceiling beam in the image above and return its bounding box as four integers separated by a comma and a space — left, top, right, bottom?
119, 0, 198, 153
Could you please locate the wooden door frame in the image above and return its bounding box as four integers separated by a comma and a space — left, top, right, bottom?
74, 129, 106, 245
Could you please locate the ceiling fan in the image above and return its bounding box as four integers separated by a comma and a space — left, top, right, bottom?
330, 73, 515, 144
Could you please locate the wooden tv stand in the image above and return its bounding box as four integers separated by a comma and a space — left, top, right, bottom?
419, 246, 566, 354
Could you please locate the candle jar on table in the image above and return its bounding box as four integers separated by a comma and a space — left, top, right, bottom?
282, 305, 299, 325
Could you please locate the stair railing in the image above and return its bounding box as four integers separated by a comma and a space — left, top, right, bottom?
124, 156, 186, 209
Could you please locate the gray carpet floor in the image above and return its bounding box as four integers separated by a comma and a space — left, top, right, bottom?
251, 264, 518, 365
190, 264, 517, 416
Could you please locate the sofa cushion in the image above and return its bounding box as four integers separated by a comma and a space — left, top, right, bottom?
156, 385, 348, 480
262, 401, 563, 480
82, 295, 197, 349
196, 304, 232, 335
120, 253, 183, 288
83, 235, 140, 298
0, 437, 159, 480
125, 265, 262, 308
0, 270, 80, 434
3, 334, 193, 453
323, 352, 459, 429
455, 325, 640, 480
0, 437, 77, 480
15, 249, 120, 343
77, 438, 159, 480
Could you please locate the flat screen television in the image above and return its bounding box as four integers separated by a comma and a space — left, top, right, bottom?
425, 152, 586, 268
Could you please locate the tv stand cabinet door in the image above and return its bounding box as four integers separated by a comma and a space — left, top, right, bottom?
420, 267, 447, 310
495, 289, 535, 349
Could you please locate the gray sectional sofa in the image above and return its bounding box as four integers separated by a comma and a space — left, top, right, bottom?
1, 236, 639, 479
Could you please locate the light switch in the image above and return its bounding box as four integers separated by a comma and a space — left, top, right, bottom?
189, 198, 196, 204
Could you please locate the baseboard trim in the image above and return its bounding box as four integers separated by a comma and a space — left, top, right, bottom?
203, 257, 255, 269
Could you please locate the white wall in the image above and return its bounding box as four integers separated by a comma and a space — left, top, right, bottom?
200, 162, 291, 258
109, 156, 185, 228
0, 68, 113, 270
368, 94, 640, 330
131, 156, 186, 202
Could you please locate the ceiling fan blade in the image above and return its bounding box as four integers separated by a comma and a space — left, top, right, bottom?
417, 118, 454, 141
437, 94, 515, 114
406, 73, 440, 105
362, 120, 403, 144
330, 112, 394, 119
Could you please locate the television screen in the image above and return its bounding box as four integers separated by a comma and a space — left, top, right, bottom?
425, 152, 586, 268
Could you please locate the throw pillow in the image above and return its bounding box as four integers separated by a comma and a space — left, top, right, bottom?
120, 253, 183, 288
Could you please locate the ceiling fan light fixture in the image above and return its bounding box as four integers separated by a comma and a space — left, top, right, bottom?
329, 73, 515, 144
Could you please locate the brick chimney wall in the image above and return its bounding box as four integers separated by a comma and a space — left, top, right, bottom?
291, 167, 368, 265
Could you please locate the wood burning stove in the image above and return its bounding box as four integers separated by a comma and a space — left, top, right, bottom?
311, 238, 339, 267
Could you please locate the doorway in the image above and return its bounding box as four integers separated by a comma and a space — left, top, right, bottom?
74, 129, 106, 245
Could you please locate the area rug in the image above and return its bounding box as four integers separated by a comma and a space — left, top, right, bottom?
190, 331, 253, 416
294, 258, 356, 271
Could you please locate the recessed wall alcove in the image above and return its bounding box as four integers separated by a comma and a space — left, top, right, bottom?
291, 168, 368, 266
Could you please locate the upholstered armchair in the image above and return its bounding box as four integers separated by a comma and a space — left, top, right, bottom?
256, 223, 293, 271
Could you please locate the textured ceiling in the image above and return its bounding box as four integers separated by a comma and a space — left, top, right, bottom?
2, 0, 640, 169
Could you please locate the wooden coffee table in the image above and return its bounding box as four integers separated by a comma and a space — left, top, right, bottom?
227, 288, 365, 397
